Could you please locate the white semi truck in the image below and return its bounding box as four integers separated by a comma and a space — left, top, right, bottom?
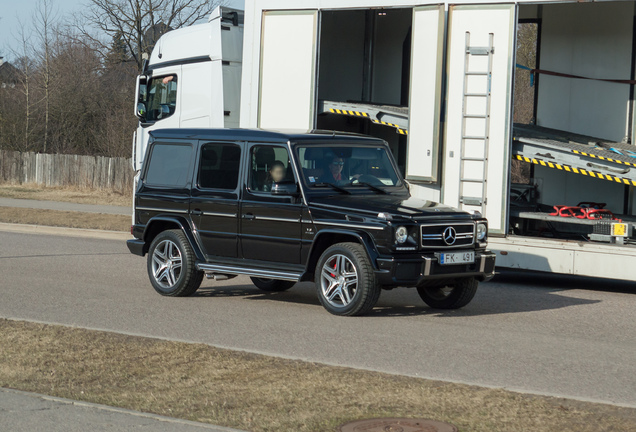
135, 0, 636, 283
133, 6, 244, 173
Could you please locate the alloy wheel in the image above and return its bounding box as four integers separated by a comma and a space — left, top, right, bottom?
320, 254, 358, 307
151, 239, 183, 289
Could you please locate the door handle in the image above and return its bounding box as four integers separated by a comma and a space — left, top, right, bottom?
243, 213, 255, 220
191, 209, 203, 216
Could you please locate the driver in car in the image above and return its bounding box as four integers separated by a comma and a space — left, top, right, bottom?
328, 156, 345, 182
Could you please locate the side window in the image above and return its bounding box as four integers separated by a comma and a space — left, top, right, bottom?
144, 75, 178, 122
249, 145, 294, 192
145, 143, 192, 187
198, 143, 241, 190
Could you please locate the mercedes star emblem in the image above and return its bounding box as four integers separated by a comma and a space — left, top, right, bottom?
443, 227, 457, 245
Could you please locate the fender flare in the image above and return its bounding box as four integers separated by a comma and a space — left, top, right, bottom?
303, 228, 380, 280
142, 215, 206, 261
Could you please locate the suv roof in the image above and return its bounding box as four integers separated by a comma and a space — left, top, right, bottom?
148, 128, 386, 144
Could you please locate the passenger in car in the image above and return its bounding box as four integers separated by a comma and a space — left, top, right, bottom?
263, 160, 286, 192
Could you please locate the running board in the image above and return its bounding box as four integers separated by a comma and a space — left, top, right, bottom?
196, 263, 302, 282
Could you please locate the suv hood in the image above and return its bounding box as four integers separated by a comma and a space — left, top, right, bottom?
309, 195, 472, 220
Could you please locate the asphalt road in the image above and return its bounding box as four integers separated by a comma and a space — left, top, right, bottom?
0, 388, 243, 432
1, 230, 635, 407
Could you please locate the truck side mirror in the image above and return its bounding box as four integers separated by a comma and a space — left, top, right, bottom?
136, 103, 146, 121
135, 75, 147, 121
271, 181, 299, 196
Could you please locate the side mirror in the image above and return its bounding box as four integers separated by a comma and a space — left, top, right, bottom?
134, 75, 147, 121
271, 181, 299, 196
136, 103, 146, 120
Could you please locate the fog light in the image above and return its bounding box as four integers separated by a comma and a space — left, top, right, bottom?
395, 226, 408, 244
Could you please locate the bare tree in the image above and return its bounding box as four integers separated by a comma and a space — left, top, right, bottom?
79, 0, 223, 70
511, 22, 538, 184
33, 0, 58, 153
11, 19, 37, 152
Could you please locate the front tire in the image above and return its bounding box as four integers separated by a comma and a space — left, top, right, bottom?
250, 277, 295, 292
315, 242, 380, 316
417, 277, 478, 309
147, 229, 203, 297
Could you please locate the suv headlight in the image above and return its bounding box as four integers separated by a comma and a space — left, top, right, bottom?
395, 226, 408, 244
476, 223, 487, 241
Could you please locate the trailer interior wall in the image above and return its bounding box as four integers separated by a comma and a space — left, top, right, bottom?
316, 8, 412, 170
527, 2, 635, 214
317, 11, 366, 102
371, 8, 412, 105
536, 2, 634, 143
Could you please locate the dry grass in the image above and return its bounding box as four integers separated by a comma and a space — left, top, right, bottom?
0, 319, 634, 432
0, 183, 132, 207
0, 207, 129, 231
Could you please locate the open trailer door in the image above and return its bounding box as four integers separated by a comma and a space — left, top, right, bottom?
405, 4, 445, 184
441, 4, 516, 235
258, 10, 318, 130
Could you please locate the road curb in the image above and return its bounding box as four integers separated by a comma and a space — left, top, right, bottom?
0, 222, 130, 241
0, 387, 247, 432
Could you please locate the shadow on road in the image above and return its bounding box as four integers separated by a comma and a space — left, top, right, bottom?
195, 282, 322, 307
493, 270, 636, 295
193, 276, 606, 318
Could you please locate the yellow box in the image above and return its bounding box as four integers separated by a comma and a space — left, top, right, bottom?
612, 223, 627, 237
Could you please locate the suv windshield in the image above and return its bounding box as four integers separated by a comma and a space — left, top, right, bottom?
296, 145, 401, 192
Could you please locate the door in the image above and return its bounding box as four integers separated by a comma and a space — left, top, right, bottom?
442, 4, 516, 235
405, 5, 445, 184
190, 141, 242, 258
240, 144, 303, 264
136, 66, 181, 169
258, 10, 318, 129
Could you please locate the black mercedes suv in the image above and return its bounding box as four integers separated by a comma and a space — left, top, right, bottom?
127, 129, 495, 316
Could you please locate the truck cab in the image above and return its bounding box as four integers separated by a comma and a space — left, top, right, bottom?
132, 6, 243, 174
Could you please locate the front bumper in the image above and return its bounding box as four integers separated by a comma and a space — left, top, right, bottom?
375, 250, 496, 287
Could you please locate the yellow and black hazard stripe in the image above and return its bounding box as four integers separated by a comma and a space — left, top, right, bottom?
571, 149, 636, 168
514, 154, 636, 187
328, 108, 370, 118
371, 119, 408, 135
327, 108, 408, 135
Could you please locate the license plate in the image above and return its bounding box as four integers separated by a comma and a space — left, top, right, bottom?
438, 251, 475, 265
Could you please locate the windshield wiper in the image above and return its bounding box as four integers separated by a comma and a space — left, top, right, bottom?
354, 181, 388, 194
313, 182, 351, 194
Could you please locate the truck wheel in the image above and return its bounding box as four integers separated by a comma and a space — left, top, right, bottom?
147, 229, 203, 297
250, 277, 295, 292
417, 277, 478, 309
315, 242, 380, 316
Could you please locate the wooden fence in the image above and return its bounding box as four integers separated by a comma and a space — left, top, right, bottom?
0, 150, 134, 192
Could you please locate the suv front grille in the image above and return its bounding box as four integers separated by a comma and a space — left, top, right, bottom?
421, 223, 475, 249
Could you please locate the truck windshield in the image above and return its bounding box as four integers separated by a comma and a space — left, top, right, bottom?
296, 145, 401, 191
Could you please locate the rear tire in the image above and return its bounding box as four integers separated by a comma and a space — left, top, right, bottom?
147, 229, 203, 297
250, 277, 295, 292
315, 242, 380, 316
417, 277, 478, 309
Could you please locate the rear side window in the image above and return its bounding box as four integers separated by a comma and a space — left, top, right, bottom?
145, 143, 193, 187
249, 145, 294, 192
198, 143, 241, 190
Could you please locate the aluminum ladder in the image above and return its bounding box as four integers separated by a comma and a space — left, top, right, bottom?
459, 32, 494, 215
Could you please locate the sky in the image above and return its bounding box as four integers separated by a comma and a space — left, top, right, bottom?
0, 0, 244, 61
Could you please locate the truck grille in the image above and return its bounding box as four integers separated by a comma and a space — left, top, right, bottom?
421, 223, 475, 249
